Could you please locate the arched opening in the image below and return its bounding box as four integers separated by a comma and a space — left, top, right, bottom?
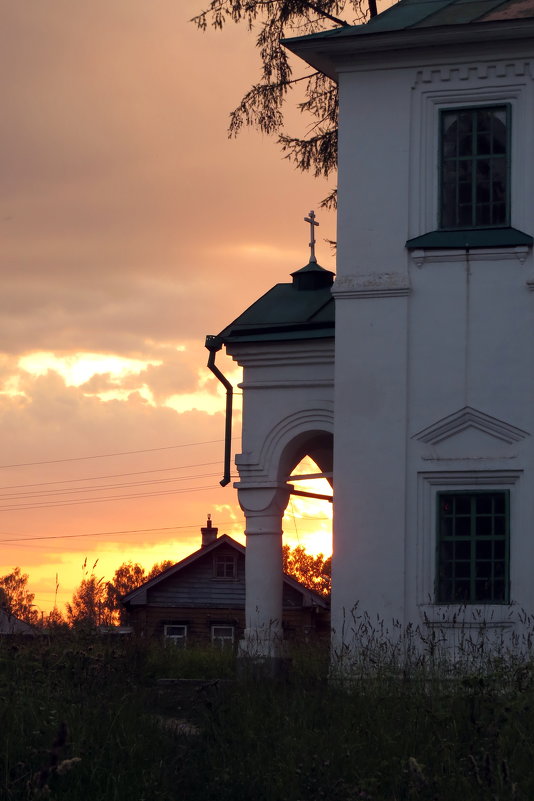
284, 455, 333, 556
277, 430, 333, 489
280, 430, 333, 566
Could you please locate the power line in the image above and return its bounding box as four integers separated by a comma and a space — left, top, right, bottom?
0, 482, 233, 512
0, 513, 328, 546
0, 461, 222, 492
0, 521, 241, 545
0, 472, 222, 501
0, 438, 238, 470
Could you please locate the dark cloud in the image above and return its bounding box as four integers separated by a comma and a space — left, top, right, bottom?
0, 0, 333, 609
0, 0, 335, 359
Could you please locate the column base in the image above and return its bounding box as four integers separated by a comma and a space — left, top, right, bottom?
237, 628, 286, 659
237, 636, 291, 679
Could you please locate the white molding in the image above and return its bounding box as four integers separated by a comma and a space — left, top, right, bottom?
420, 606, 516, 628
332, 272, 411, 298
227, 341, 334, 369
410, 246, 530, 268
421, 455, 518, 463
239, 379, 333, 390
413, 406, 530, 446
414, 61, 534, 86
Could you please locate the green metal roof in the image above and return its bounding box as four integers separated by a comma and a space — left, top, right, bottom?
406, 227, 533, 249
282, 0, 534, 46
218, 260, 335, 345
357, 0, 518, 33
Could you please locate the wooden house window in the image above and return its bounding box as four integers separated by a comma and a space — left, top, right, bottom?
164, 624, 187, 647
211, 625, 234, 647
213, 554, 237, 579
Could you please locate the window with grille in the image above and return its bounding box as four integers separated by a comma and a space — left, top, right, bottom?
440, 106, 510, 229
437, 491, 509, 604
213, 555, 237, 579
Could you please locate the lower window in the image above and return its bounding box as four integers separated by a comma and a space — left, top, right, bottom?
164, 624, 187, 647
211, 625, 234, 647
436, 490, 509, 603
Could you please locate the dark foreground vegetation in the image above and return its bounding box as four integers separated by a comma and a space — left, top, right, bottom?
1, 633, 533, 800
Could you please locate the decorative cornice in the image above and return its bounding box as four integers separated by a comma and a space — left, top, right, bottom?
332, 272, 411, 299
227, 341, 334, 368
411, 246, 529, 268
415, 61, 533, 86
419, 470, 522, 485
239, 379, 333, 390
413, 406, 529, 446
410, 245, 530, 268
421, 455, 517, 462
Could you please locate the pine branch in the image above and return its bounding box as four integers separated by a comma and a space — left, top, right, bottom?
279, 128, 337, 179
299, 1, 350, 26
192, 2, 375, 202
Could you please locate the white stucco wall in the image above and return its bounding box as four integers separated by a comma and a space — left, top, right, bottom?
332, 39, 534, 651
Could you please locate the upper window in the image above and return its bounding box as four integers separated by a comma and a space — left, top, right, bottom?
213, 554, 237, 580
440, 106, 510, 230
436, 491, 509, 604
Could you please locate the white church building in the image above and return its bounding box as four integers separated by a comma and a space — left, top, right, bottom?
207, 0, 534, 659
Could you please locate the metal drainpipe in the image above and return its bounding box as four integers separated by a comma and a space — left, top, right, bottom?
205, 335, 233, 487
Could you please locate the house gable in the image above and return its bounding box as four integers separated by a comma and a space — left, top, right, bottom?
122, 533, 328, 612
122, 534, 246, 608
148, 545, 246, 610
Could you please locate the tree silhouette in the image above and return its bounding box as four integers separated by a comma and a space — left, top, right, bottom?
106, 559, 176, 624
0, 567, 39, 624
66, 559, 184, 627
193, 1, 377, 208
146, 560, 174, 580
283, 545, 331, 597
66, 573, 112, 629
45, 606, 67, 629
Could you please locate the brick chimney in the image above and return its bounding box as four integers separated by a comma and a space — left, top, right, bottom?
201, 514, 218, 548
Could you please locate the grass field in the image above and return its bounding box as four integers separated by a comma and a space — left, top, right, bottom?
1, 632, 533, 800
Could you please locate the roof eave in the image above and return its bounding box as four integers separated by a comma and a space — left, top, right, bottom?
282, 573, 330, 607
283, 17, 534, 79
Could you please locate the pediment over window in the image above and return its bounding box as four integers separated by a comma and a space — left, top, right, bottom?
413, 406, 529, 446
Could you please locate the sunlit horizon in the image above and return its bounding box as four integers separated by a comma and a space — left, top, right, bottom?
0, 1, 336, 620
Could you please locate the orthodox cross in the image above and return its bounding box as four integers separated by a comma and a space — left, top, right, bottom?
304, 210, 319, 262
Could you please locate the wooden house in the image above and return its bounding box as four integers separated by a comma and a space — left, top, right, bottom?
0, 609, 37, 636
121, 517, 329, 647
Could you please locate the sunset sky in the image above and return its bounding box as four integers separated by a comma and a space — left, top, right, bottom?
1, 0, 338, 615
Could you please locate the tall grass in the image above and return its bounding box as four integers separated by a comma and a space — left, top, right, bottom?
1, 628, 534, 800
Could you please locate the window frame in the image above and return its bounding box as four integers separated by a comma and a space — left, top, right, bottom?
407, 72, 533, 246
439, 103, 511, 231
164, 624, 187, 647
436, 490, 510, 604
416, 470, 520, 621
213, 554, 237, 580
211, 624, 235, 647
